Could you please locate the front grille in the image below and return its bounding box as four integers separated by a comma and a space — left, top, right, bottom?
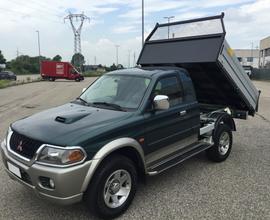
9, 131, 43, 159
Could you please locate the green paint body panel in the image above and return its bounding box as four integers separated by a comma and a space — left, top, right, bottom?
11, 68, 200, 160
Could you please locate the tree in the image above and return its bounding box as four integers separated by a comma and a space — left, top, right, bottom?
0, 50, 6, 71
117, 64, 124, 69
52, 55, 62, 62
71, 53, 85, 70
109, 63, 117, 71
6, 55, 50, 74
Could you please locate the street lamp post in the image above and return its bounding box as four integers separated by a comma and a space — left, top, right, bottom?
164, 16, 175, 39
115, 45, 120, 66
251, 42, 254, 67
142, 0, 144, 48
128, 50, 131, 68
36, 30, 41, 74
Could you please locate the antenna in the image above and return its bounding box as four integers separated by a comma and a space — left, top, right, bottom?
64, 12, 90, 54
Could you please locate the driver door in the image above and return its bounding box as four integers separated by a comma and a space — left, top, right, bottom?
143, 74, 199, 165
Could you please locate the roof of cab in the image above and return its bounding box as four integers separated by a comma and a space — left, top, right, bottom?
106, 67, 187, 78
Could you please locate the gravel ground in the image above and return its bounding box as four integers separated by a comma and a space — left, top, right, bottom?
0, 79, 269, 220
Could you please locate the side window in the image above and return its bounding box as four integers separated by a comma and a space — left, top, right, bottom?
154, 76, 183, 107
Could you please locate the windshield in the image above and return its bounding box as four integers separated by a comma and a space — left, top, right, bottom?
80, 74, 151, 110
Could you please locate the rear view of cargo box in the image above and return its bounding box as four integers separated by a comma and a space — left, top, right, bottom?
138, 13, 260, 117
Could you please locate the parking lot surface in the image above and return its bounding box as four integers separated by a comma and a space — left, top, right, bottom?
0, 79, 269, 220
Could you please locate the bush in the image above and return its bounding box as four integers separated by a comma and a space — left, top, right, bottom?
83, 71, 105, 77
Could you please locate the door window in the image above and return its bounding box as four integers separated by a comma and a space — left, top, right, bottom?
154, 76, 183, 107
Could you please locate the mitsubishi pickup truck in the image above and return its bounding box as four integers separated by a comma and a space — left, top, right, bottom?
0, 14, 260, 219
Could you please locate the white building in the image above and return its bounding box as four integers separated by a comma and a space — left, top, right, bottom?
259, 36, 270, 68
234, 49, 259, 68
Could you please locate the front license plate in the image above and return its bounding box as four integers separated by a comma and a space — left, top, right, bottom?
7, 162, 22, 178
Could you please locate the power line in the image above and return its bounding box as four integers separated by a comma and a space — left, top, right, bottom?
27, 0, 63, 15
0, 6, 60, 23
7, 0, 62, 22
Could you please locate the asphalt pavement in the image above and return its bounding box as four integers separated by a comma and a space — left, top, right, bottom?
0, 78, 269, 220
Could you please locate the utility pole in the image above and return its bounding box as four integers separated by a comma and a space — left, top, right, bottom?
133, 52, 136, 67
142, 0, 144, 48
64, 12, 90, 54
128, 50, 131, 68
94, 56, 97, 65
16, 47, 19, 58
164, 16, 175, 39
36, 30, 41, 74
251, 42, 254, 67
64, 12, 90, 72
115, 45, 120, 66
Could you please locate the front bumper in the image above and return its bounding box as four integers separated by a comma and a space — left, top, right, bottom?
0, 140, 92, 205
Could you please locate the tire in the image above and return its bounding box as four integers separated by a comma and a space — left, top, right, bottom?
75, 78, 80, 82
84, 154, 137, 219
49, 77, 55, 81
206, 124, 232, 162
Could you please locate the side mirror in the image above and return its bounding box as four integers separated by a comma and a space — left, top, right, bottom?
153, 95, 169, 110
82, 88, 86, 93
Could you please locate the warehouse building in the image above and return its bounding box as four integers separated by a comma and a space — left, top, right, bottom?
259, 36, 270, 68
234, 49, 259, 68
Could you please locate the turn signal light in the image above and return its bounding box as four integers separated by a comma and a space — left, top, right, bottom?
68, 150, 85, 163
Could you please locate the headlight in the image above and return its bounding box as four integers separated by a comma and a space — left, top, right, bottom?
37, 145, 86, 167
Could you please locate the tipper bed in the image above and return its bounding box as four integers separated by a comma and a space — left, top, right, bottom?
138, 13, 260, 118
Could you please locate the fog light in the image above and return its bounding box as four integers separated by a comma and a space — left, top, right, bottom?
39, 176, 55, 189
49, 179, 55, 189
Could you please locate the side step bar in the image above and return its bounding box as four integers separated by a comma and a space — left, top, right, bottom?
147, 144, 212, 176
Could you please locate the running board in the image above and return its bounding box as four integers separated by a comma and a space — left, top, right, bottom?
147, 144, 212, 175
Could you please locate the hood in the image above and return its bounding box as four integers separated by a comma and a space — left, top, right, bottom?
12, 103, 133, 146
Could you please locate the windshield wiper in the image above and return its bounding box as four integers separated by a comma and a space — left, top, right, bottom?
92, 102, 126, 111
75, 97, 89, 106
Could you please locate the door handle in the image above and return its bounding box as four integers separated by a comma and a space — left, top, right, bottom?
179, 110, 187, 116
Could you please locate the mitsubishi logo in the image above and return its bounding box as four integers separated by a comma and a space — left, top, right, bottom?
16, 141, 23, 152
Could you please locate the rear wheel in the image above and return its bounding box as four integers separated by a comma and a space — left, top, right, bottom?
84, 155, 137, 219
206, 124, 232, 162
75, 78, 81, 82
49, 77, 55, 81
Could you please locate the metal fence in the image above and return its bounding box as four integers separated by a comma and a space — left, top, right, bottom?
251, 68, 270, 80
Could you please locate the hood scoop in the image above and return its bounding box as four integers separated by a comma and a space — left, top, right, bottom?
55, 112, 90, 124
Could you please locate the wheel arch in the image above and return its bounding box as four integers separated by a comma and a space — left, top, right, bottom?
81, 137, 146, 192
210, 112, 236, 132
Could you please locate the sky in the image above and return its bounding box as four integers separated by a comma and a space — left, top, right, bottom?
0, 0, 269, 67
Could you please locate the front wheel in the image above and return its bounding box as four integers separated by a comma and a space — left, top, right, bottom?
84, 155, 137, 219
206, 124, 233, 162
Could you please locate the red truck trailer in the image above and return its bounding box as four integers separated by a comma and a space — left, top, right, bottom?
41, 61, 84, 82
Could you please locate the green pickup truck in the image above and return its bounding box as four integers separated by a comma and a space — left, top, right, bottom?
1, 14, 260, 219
